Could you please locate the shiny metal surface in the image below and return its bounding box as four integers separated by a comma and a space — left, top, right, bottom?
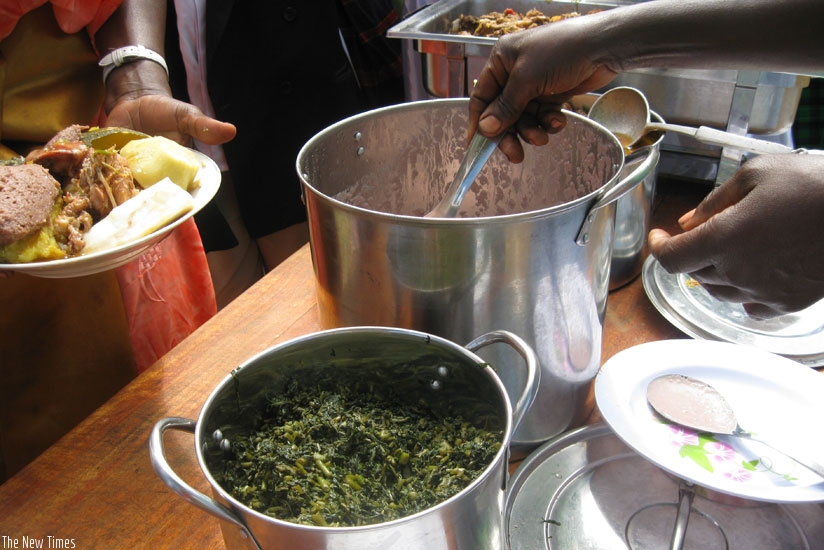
151, 327, 540, 550
427, 132, 503, 217
505, 424, 824, 549
641, 256, 824, 366
609, 146, 659, 289
388, 0, 808, 136
389, 0, 809, 186
589, 86, 795, 154
297, 99, 654, 456
608, 68, 807, 137
570, 93, 664, 289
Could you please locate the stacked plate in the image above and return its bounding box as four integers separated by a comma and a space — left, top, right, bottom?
641, 255, 824, 366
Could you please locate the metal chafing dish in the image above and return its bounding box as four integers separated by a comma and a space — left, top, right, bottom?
389, 0, 810, 184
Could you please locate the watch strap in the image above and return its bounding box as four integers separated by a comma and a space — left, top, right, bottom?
99, 45, 169, 83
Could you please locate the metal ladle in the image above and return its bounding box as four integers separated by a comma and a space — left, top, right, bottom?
426, 132, 502, 218
647, 374, 824, 479
589, 86, 794, 155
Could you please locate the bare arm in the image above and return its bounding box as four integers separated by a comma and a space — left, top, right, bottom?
603, 0, 824, 74
95, 0, 236, 146
470, 0, 824, 159
467, 0, 824, 317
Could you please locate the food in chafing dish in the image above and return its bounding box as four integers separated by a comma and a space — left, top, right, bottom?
450, 7, 601, 37
0, 126, 201, 263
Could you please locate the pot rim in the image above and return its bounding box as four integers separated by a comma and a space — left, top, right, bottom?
296, 97, 626, 225
192, 325, 516, 533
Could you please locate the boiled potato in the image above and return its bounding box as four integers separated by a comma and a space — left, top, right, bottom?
120, 136, 201, 191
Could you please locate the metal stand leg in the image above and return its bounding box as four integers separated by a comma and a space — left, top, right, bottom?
669, 481, 696, 550
716, 71, 760, 186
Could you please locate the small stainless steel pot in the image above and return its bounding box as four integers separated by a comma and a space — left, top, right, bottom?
150, 327, 539, 550
608, 114, 665, 290
566, 93, 665, 290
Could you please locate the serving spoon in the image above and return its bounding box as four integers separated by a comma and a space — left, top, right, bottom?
646, 374, 824, 479
425, 132, 502, 218
589, 86, 795, 155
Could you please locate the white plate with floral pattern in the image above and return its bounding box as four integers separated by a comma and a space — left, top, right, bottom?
595, 339, 824, 503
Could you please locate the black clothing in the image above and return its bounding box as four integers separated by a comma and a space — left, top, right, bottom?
208, 1, 366, 239
167, 1, 404, 248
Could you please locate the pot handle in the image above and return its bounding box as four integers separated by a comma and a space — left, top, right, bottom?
575, 145, 660, 246
149, 417, 263, 550
465, 330, 540, 434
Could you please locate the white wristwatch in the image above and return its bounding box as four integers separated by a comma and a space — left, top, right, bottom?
99, 45, 169, 83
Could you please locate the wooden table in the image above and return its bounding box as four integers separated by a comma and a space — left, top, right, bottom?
0, 179, 702, 548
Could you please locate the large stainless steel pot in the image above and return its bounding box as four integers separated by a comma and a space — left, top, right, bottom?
296, 98, 658, 456
150, 327, 539, 550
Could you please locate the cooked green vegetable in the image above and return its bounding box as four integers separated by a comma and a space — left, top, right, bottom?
208, 378, 502, 527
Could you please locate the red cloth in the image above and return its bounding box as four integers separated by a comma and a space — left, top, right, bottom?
115, 218, 217, 372
0, 0, 120, 41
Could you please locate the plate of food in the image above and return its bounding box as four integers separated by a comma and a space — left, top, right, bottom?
595, 339, 824, 503
641, 255, 824, 366
0, 126, 220, 278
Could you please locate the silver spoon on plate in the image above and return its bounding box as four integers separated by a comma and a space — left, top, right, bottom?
647, 373, 824, 479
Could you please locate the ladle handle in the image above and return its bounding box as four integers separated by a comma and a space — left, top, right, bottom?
149, 417, 263, 550
427, 132, 503, 218
466, 330, 540, 435
576, 145, 660, 246
648, 122, 794, 155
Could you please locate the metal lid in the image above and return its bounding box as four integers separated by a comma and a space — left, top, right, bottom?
641, 256, 824, 366
504, 423, 824, 549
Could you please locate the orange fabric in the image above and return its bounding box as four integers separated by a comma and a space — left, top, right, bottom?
0, 0, 120, 41
0, 5, 105, 143
114, 219, 218, 372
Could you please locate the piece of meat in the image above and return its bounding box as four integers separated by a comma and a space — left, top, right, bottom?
52, 191, 93, 255
25, 125, 92, 185
75, 149, 138, 219
25, 141, 90, 185
0, 164, 61, 246
43, 124, 88, 148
